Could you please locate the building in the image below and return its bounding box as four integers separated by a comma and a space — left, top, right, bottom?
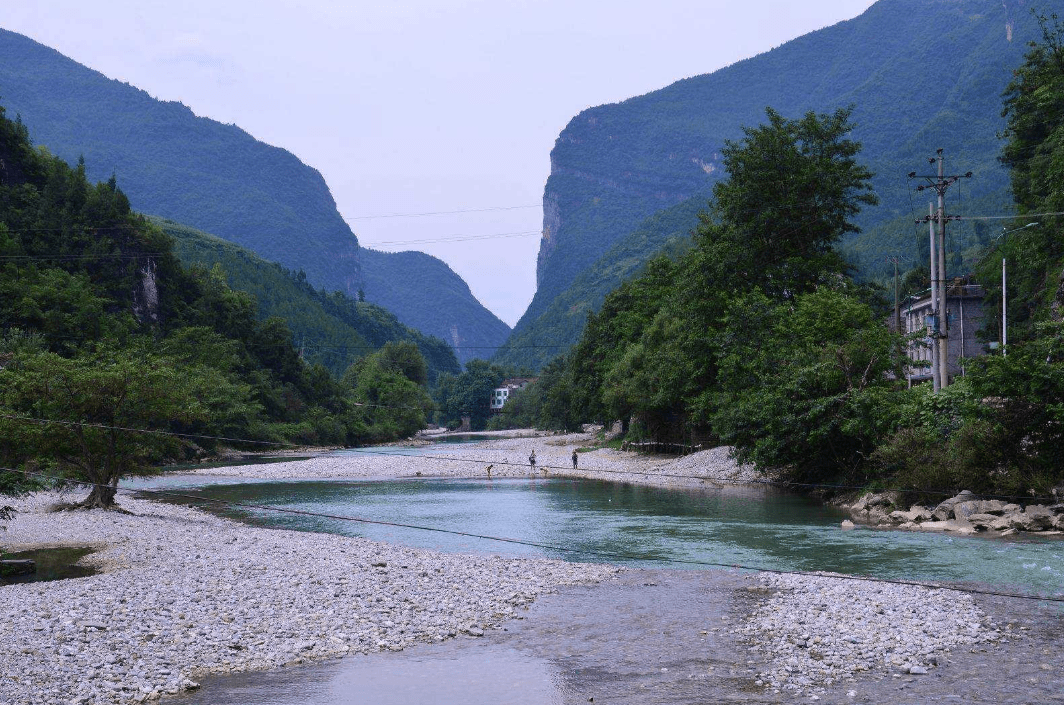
902, 283, 987, 385
490, 378, 536, 411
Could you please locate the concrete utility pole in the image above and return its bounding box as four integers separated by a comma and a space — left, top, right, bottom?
928, 204, 940, 391
910, 150, 972, 391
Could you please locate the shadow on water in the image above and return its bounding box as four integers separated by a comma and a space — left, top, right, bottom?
0, 546, 97, 585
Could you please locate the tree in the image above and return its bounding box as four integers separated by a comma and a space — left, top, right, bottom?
708, 106, 877, 297
711, 289, 907, 482
0, 349, 229, 508
433, 360, 505, 430
983, 12, 1064, 341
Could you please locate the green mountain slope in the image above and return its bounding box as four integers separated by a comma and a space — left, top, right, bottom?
0, 27, 509, 361
496, 196, 704, 368
360, 248, 511, 364
156, 218, 460, 383
499, 0, 1047, 369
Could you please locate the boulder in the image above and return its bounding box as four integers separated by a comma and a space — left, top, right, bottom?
1054, 514, 1064, 531
979, 500, 1007, 515
1047, 503, 1064, 516
931, 504, 953, 521
1000, 503, 1022, 515
840, 520, 855, 530
908, 505, 933, 522
989, 517, 1013, 532
968, 513, 997, 530
1022, 505, 1055, 530
953, 500, 983, 521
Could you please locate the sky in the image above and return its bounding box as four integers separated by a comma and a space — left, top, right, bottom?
0, 0, 877, 326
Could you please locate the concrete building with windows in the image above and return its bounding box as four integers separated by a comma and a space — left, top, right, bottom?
902, 283, 987, 385
490, 378, 536, 411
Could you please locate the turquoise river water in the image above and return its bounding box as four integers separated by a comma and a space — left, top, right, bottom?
140, 474, 1064, 598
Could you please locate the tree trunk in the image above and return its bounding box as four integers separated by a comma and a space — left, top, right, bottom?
81, 482, 118, 509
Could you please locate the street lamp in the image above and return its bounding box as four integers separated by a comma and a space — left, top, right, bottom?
999, 222, 1038, 356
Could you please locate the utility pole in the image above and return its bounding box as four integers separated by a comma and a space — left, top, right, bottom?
928, 204, 940, 391
910, 150, 972, 391
888, 256, 900, 333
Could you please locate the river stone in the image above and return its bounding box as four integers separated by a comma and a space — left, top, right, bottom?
979, 500, 1007, 515
931, 504, 953, 521
1022, 505, 1055, 530
968, 514, 997, 530
908, 506, 932, 522
840, 520, 855, 530
989, 517, 1012, 532
953, 501, 983, 521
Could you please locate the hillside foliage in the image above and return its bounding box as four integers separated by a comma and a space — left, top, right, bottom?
0, 107, 438, 506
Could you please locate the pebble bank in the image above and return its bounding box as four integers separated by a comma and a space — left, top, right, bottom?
0, 492, 617, 705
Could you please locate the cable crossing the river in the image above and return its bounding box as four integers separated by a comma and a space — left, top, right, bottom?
1, 467, 1061, 605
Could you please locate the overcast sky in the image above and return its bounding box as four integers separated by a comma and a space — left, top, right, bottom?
0, 0, 876, 326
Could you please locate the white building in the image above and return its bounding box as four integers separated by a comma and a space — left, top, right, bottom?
490, 378, 535, 411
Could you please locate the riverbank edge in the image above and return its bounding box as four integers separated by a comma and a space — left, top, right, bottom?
0, 490, 620, 705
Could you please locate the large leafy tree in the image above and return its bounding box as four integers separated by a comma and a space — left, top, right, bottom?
711, 289, 906, 481
708, 106, 877, 297
559, 106, 880, 442
0, 348, 247, 508
984, 13, 1064, 339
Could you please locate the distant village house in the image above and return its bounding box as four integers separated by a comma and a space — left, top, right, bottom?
490, 377, 536, 411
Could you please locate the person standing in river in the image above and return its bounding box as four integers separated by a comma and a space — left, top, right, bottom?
529, 449, 536, 474
572, 450, 578, 470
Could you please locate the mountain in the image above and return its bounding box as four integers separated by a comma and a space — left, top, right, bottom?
497, 0, 1046, 370
156, 218, 460, 383
360, 249, 511, 364
0, 27, 509, 362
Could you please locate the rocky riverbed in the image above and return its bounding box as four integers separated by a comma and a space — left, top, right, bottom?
0, 491, 617, 705
845, 489, 1064, 536
739, 573, 1003, 697
3, 436, 1057, 704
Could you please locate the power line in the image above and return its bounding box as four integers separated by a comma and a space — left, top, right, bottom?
3, 467, 1060, 604
361, 231, 540, 247
0, 252, 164, 262
348, 205, 541, 220
0, 413, 287, 447
959, 211, 1064, 220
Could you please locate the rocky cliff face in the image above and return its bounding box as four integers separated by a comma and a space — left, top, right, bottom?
499, 0, 1043, 370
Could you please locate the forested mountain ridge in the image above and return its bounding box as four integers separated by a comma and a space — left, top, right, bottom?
360, 248, 511, 364
0, 27, 510, 362
498, 0, 1047, 369
156, 218, 460, 383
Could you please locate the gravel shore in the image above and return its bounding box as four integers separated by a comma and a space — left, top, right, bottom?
0, 491, 617, 705
1, 437, 1024, 703
739, 572, 1003, 698
182, 433, 762, 490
